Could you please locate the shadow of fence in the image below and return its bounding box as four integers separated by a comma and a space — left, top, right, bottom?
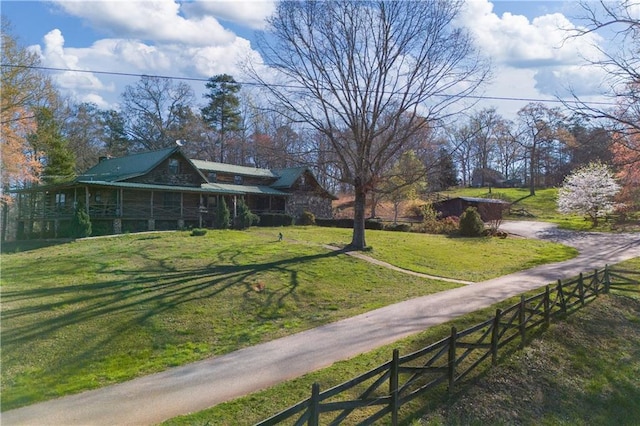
256, 265, 640, 425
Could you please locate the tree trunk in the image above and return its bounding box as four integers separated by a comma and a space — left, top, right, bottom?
529, 145, 536, 196
350, 185, 367, 250
369, 192, 377, 218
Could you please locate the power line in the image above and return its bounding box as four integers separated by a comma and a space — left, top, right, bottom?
1, 63, 619, 107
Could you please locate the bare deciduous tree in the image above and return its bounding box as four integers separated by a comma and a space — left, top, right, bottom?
249, 0, 489, 249
516, 103, 574, 196
120, 76, 197, 151
566, 0, 640, 140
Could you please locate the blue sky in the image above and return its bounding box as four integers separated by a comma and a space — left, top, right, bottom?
2, 0, 610, 119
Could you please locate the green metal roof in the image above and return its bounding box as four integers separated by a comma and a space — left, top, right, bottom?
203, 183, 289, 196
77, 147, 178, 182
190, 159, 278, 179
272, 167, 307, 188
76, 180, 243, 195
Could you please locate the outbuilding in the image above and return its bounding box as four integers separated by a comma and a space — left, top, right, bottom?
433, 196, 511, 221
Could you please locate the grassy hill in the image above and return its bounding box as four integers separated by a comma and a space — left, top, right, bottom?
0, 227, 576, 410
422, 266, 640, 424
165, 258, 640, 425
439, 187, 640, 231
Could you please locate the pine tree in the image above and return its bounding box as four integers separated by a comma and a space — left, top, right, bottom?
29, 107, 76, 184
201, 74, 242, 162
215, 197, 230, 229
71, 202, 92, 238
234, 199, 258, 229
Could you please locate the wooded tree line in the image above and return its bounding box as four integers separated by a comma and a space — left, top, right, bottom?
2, 1, 639, 249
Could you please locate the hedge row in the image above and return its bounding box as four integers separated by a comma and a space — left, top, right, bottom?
257, 213, 294, 227
315, 218, 384, 230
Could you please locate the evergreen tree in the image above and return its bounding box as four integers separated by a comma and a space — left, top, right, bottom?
201, 74, 242, 162
215, 197, 230, 229
70, 202, 92, 238
29, 107, 76, 184
459, 207, 485, 237
433, 148, 458, 190
234, 199, 259, 229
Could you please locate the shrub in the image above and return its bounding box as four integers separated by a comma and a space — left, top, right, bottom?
215, 198, 230, 229
459, 207, 485, 237
298, 211, 316, 226
385, 223, 411, 232
405, 201, 427, 218
315, 218, 385, 229
190, 228, 207, 236
234, 200, 259, 230
258, 213, 294, 227
70, 203, 92, 238
365, 219, 385, 230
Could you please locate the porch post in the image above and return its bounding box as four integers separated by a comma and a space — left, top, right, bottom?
85, 186, 90, 213
199, 194, 203, 228
233, 195, 237, 218
149, 191, 155, 231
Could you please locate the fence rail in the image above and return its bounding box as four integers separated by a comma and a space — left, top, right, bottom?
256, 265, 638, 425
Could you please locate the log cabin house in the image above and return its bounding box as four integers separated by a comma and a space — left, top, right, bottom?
14, 147, 336, 238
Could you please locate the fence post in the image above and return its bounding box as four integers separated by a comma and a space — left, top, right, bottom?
448, 326, 457, 394
604, 264, 611, 294
309, 382, 320, 426
557, 279, 567, 313
544, 285, 550, 327
519, 295, 526, 349
390, 349, 400, 426
491, 309, 501, 366
578, 273, 585, 306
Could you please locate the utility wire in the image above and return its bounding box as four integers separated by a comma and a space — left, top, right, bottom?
1, 63, 620, 107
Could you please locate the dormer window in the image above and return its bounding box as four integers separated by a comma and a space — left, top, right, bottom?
208, 172, 217, 182
168, 158, 179, 174
234, 175, 243, 185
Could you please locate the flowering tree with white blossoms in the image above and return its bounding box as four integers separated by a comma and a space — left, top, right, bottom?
557, 162, 621, 227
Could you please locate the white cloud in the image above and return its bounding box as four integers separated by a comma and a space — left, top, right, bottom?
53, 0, 237, 46
459, 0, 606, 103
27, 1, 272, 109
462, 0, 600, 68
182, 0, 275, 29
29, 29, 113, 106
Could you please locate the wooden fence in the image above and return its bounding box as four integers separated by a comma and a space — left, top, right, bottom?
256, 265, 639, 426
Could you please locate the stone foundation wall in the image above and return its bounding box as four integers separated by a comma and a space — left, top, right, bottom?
285, 193, 333, 220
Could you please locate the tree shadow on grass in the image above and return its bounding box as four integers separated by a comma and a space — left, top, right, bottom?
1, 245, 354, 408
1, 239, 73, 254
1, 248, 344, 346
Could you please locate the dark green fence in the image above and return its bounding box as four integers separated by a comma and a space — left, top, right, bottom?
256, 265, 639, 425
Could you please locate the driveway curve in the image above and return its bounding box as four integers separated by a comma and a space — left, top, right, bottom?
3, 222, 639, 425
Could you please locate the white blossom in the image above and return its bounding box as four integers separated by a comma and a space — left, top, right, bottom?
557, 162, 621, 226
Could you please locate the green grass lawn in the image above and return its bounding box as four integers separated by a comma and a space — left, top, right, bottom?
1, 228, 576, 410
440, 187, 629, 231
164, 257, 640, 426
280, 227, 576, 282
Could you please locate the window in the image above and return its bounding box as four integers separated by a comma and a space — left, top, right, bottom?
208, 172, 217, 182
55, 193, 66, 207
168, 158, 179, 174
234, 175, 243, 185
94, 192, 102, 203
